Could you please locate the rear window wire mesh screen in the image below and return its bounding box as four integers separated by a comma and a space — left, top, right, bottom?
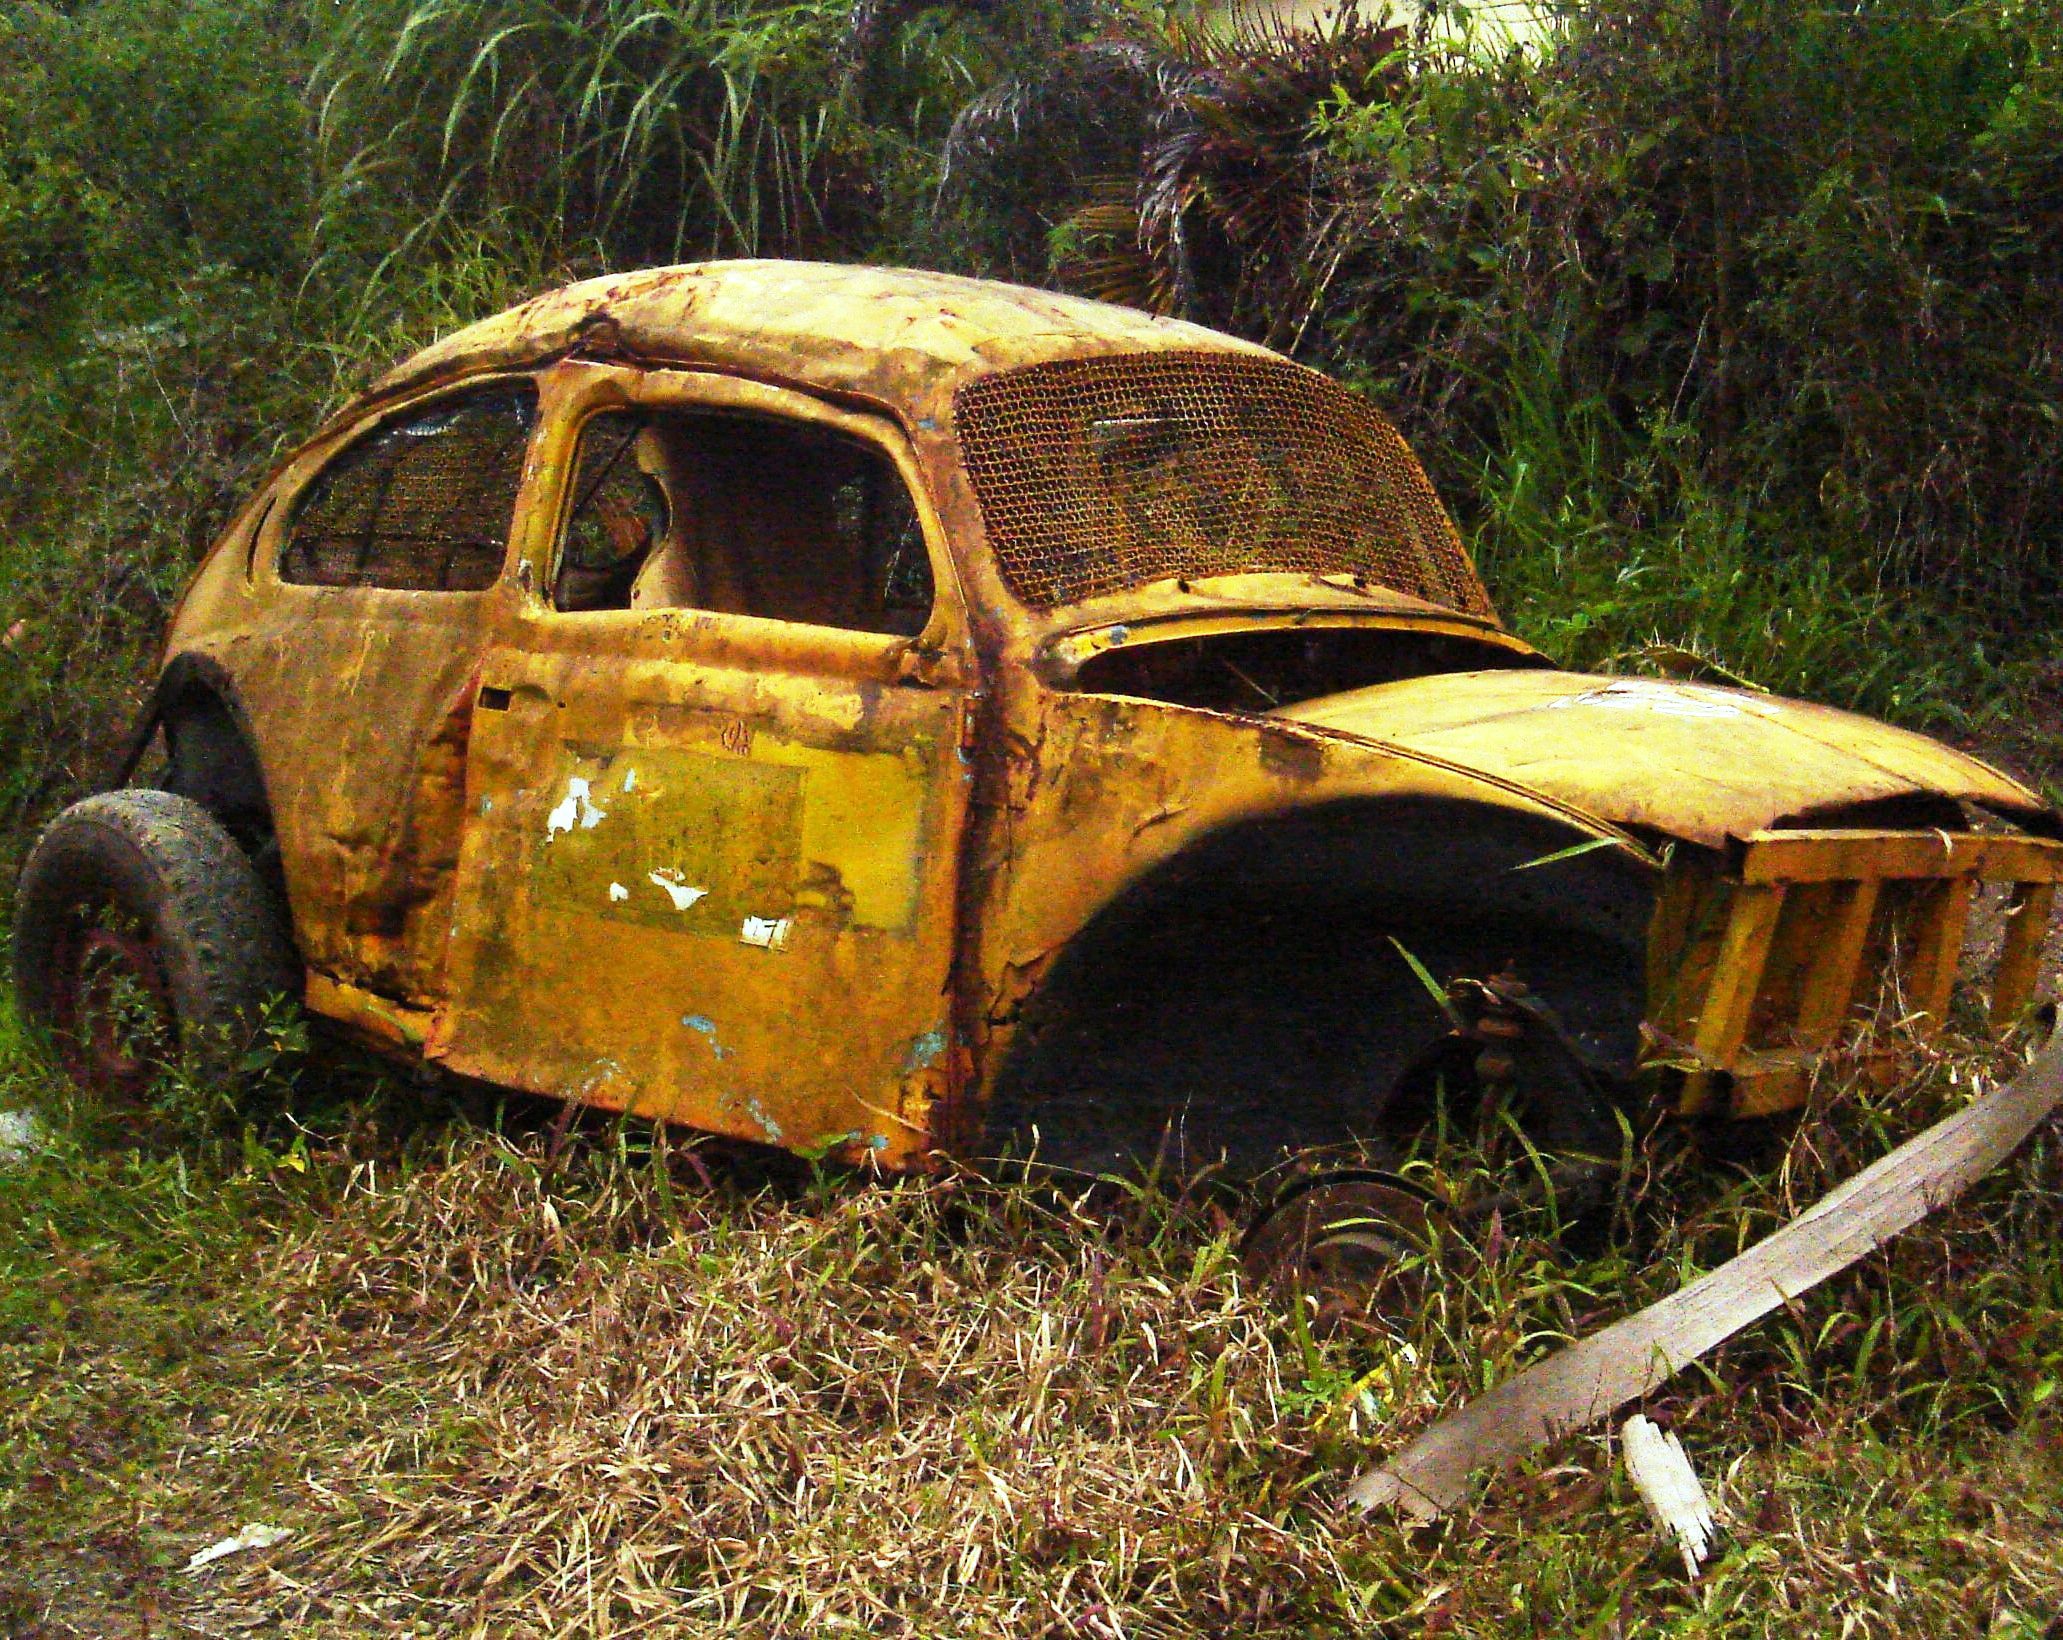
952, 351, 1492, 615
280, 384, 537, 592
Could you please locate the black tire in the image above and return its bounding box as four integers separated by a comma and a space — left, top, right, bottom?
12, 789, 299, 1100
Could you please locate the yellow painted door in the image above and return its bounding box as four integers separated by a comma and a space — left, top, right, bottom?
241, 379, 539, 1003
429, 372, 972, 1165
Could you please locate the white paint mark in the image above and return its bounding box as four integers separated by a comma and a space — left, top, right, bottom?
622, 767, 637, 792
744, 1096, 784, 1141
648, 868, 708, 912
739, 916, 792, 950
545, 776, 607, 838
608, 882, 630, 903
1547, 679, 1777, 720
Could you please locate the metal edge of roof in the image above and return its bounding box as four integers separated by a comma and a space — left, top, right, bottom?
363, 260, 1273, 417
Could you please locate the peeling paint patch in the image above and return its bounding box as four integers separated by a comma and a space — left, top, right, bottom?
648, 868, 709, 912
902, 1027, 948, 1072
739, 916, 792, 950
682, 1013, 732, 1059
1548, 679, 1778, 721
544, 775, 607, 837
608, 881, 630, 902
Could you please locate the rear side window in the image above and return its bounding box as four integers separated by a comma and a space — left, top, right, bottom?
280, 384, 537, 591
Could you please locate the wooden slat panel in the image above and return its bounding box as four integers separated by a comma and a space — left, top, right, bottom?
1791, 878, 1882, 1050
1678, 885, 1787, 1116
1740, 829, 2063, 886
1726, 1050, 1812, 1120
1991, 881, 2055, 1027
1904, 877, 1974, 1032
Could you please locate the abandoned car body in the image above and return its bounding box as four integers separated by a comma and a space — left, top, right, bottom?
16, 261, 2063, 1191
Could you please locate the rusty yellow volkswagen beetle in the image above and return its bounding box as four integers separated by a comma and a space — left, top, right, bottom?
16, 261, 2063, 1201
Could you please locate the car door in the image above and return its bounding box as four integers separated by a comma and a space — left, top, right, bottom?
238, 377, 539, 1005
428, 362, 975, 1164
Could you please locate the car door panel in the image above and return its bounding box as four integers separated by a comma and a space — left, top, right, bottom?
430, 370, 972, 1165
232, 380, 538, 1003
431, 622, 963, 1160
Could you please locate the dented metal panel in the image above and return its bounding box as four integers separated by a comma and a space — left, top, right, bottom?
1280, 670, 2050, 846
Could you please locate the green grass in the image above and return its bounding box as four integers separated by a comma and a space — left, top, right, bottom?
3, 1009, 2058, 1636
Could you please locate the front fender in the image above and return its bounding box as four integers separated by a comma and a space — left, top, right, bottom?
960, 691, 1659, 1109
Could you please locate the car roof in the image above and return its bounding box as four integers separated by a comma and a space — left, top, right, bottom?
363, 260, 1268, 420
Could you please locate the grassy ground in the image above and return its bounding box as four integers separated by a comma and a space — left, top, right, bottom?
2, 1000, 2059, 1638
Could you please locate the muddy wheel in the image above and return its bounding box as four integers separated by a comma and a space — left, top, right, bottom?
1240, 1171, 1439, 1301
12, 790, 299, 1101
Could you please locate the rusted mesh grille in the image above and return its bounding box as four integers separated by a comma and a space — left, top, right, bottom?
281, 385, 535, 592
953, 351, 1491, 613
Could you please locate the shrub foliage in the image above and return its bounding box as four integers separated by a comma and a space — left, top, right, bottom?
2, 0, 2061, 856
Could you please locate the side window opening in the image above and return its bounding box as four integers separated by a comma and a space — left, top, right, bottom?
280, 383, 537, 591
552, 406, 935, 637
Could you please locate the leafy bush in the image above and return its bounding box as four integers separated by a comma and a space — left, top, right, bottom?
1312, 0, 2063, 609
0, 0, 310, 329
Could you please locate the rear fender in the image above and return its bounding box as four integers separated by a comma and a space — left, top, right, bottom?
120, 653, 278, 852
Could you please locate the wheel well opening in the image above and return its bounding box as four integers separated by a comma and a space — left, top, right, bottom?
157, 687, 277, 862
983, 797, 1658, 1179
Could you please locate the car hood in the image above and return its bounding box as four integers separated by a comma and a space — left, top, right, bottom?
1275, 670, 2051, 849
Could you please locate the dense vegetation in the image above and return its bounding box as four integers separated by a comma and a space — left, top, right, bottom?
4, 0, 2061, 858
3, 1, 2061, 1631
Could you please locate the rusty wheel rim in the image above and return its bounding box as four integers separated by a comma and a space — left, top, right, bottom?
51, 914, 176, 1101
1240, 1172, 1438, 1301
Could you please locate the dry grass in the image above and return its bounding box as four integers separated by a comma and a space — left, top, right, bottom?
3, 1019, 2061, 1638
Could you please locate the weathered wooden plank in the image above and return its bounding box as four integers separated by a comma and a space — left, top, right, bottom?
1905, 877, 1973, 1031
1678, 883, 1786, 1113
1740, 829, 2063, 886
1990, 881, 2055, 1027
1724, 1050, 1812, 1120
1621, 1415, 1717, 1579
1790, 878, 1881, 1049
1345, 1029, 2063, 1524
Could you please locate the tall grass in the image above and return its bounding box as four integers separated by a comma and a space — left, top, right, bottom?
308, 0, 1009, 268
1456, 333, 2030, 737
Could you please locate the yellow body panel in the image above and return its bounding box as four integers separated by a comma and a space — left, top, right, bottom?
1281, 671, 2047, 848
